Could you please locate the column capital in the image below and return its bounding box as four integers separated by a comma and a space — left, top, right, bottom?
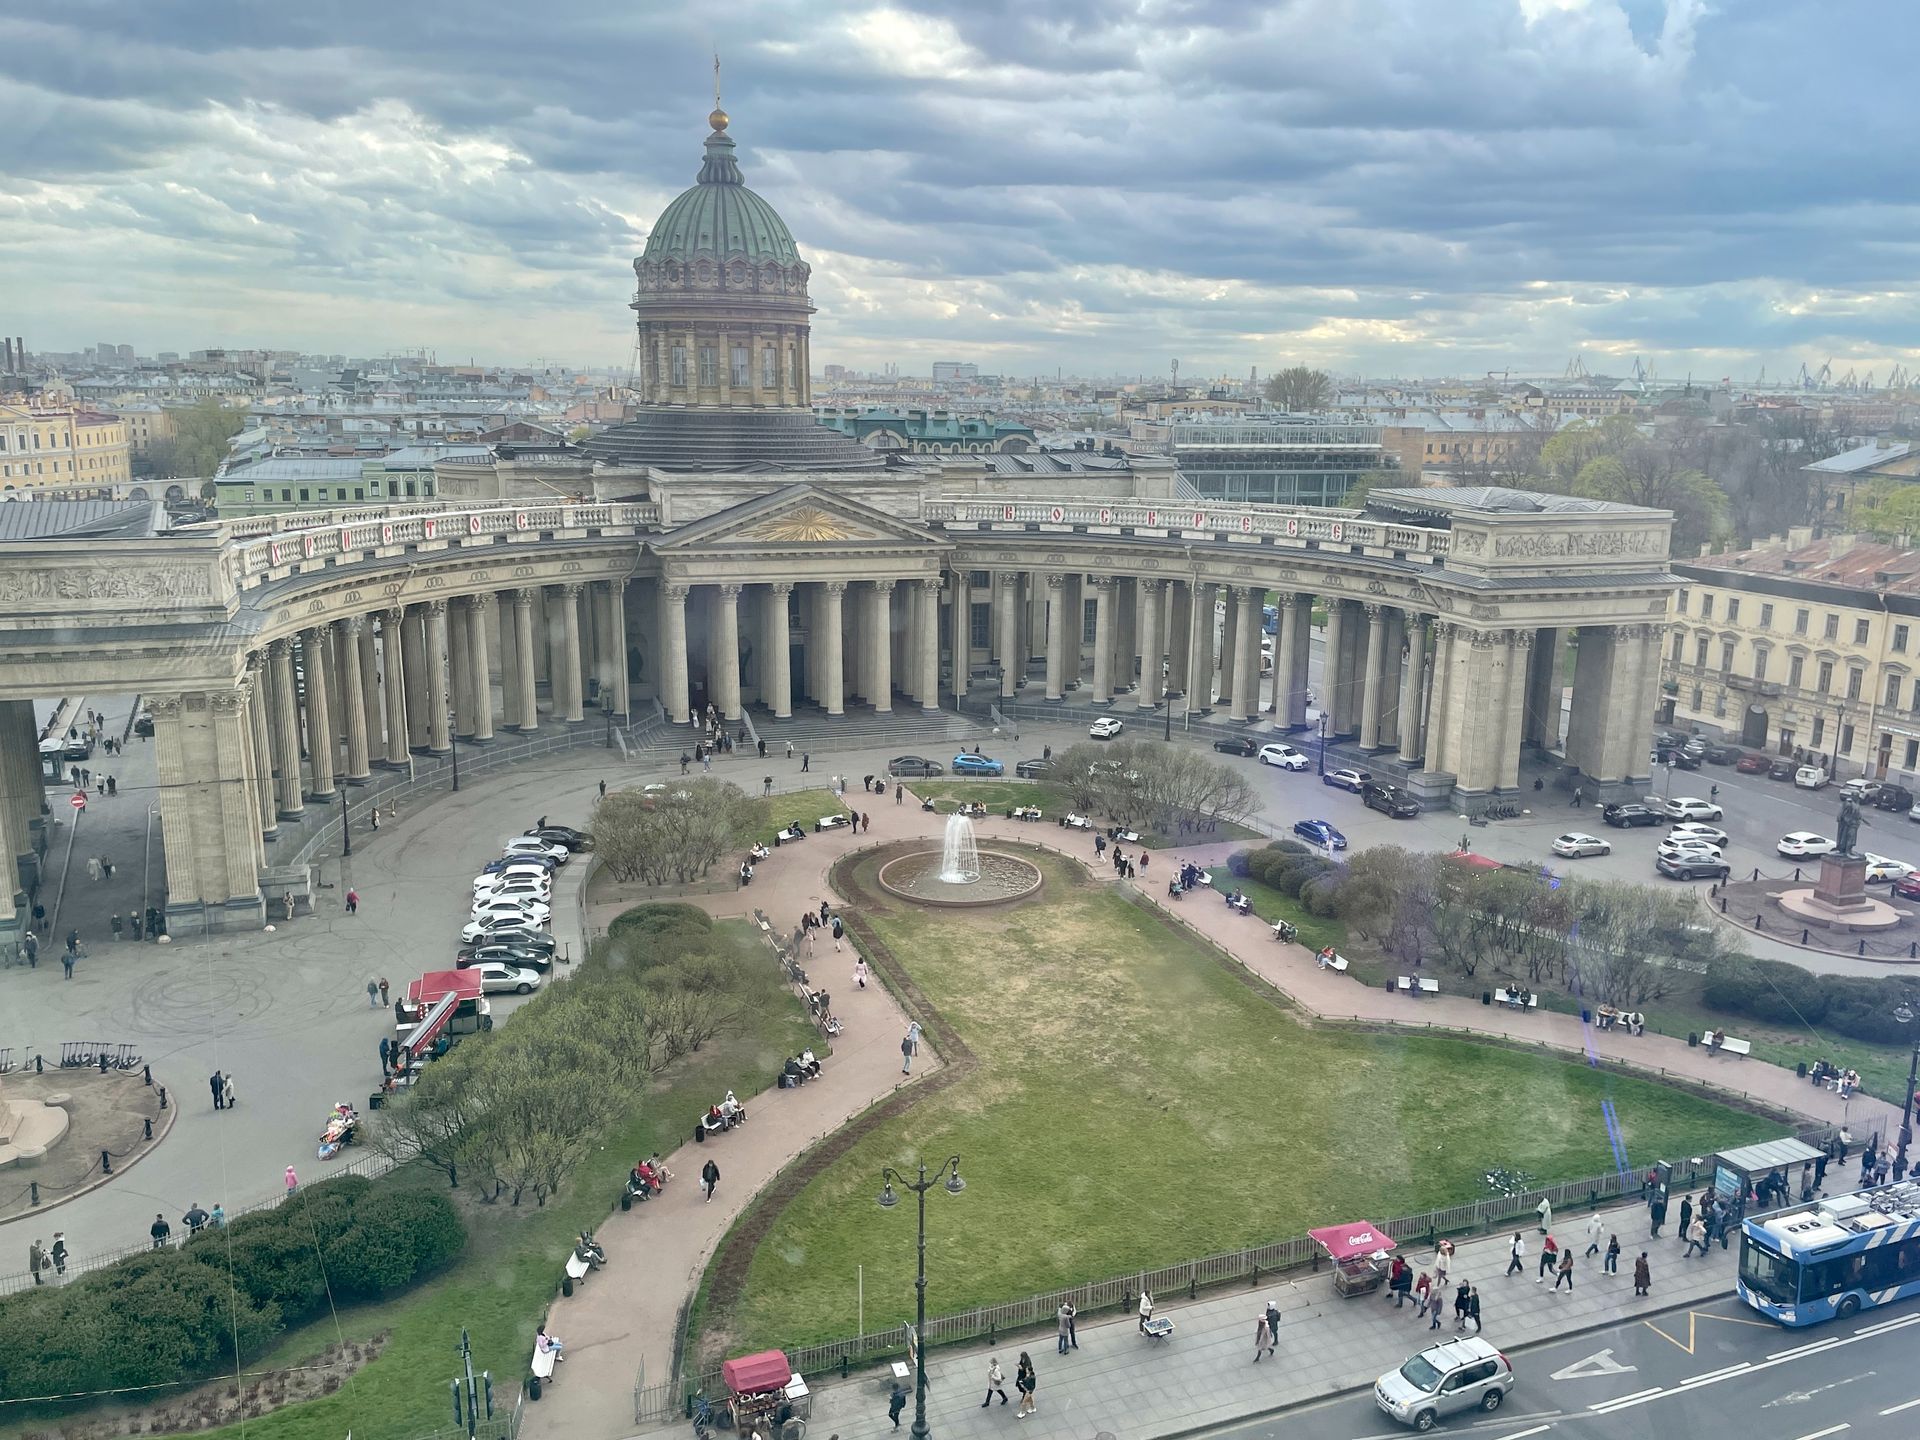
209, 686, 247, 716
718, 582, 743, 599
512, 587, 539, 607
384, 603, 408, 623
246, 648, 268, 672
920, 576, 943, 594
870, 578, 895, 595
560, 582, 584, 600
301, 623, 328, 643
1431, 620, 1455, 641
1405, 610, 1429, 631
1046, 572, 1067, 590
1510, 628, 1537, 651
769, 581, 794, 596
997, 571, 1020, 591
1364, 602, 1386, 622
465, 593, 493, 615
824, 580, 849, 596
1092, 576, 1115, 592
1231, 584, 1255, 601
1276, 592, 1297, 612
424, 598, 448, 617
340, 614, 365, 636
149, 695, 184, 720
266, 637, 291, 659
663, 583, 690, 602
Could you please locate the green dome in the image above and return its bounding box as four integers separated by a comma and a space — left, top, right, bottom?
641, 125, 800, 267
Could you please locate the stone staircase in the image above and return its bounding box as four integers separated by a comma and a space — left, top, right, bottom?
630, 703, 989, 766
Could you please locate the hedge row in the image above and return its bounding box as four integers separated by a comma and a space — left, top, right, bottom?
0, 1174, 463, 1399
1702, 957, 1920, 1045
1227, 840, 1343, 917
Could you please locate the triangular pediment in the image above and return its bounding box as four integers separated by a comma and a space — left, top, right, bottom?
652, 484, 944, 551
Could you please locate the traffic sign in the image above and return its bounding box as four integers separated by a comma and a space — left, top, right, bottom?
70, 792, 87, 810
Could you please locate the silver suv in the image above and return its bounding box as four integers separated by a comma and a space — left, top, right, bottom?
1374, 1337, 1514, 1431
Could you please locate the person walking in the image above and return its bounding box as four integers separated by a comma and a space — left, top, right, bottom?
1137, 1288, 1154, 1333
1678, 1193, 1694, 1243
29, 1238, 45, 1285
1433, 1238, 1454, 1290
1251, 1312, 1272, 1362
1452, 1280, 1471, 1331
1062, 1300, 1078, 1349
982, 1357, 1009, 1407
284, 1165, 298, 1197
1505, 1231, 1525, 1276
1585, 1212, 1604, 1257
831, 915, 844, 952
901, 1030, 915, 1075
802, 752, 810, 772
366, 978, 379, 1006
854, 959, 869, 989
599, 779, 607, 798
887, 1384, 907, 1430
346, 888, 360, 915
150, 1213, 171, 1249
378, 977, 390, 1007
1537, 1233, 1558, 1282
210, 1070, 225, 1111
1262, 1298, 1282, 1355
1683, 1215, 1709, 1258
701, 1157, 720, 1203
1466, 1285, 1482, 1332
379, 1036, 392, 1072
1056, 1302, 1073, 1354
1537, 1197, 1553, 1233
1650, 1190, 1668, 1238
110, 913, 122, 940
1015, 1353, 1036, 1417
1413, 1269, 1433, 1317
50, 1233, 67, 1277
1554, 1247, 1575, 1291
61, 946, 75, 980
21, 931, 35, 968
1605, 1233, 1621, 1275
1633, 1252, 1651, 1296
222, 1073, 236, 1109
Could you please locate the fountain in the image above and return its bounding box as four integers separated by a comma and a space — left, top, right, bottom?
877, 814, 1044, 908
938, 813, 982, 884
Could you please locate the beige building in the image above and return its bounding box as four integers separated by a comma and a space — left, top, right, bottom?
1666, 531, 1920, 780
112, 402, 180, 460
0, 403, 132, 492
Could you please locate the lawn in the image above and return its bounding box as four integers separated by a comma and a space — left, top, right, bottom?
760, 787, 855, 842
6, 916, 816, 1440
722, 851, 1779, 1350
913, 778, 1262, 846
1203, 863, 1347, 955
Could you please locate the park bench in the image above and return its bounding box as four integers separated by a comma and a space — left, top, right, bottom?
1494, 988, 1538, 1009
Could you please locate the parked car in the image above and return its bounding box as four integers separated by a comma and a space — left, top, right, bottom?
1323, 767, 1372, 793
1293, 818, 1348, 850
1601, 802, 1662, 828
952, 752, 1004, 776
1258, 743, 1310, 770
1374, 1337, 1515, 1432
1703, 743, 1744, 765
457, 920, 556, 950
1767, 757, 1798, 781
482, 853, 561, 875
1842, 778, 1882, 803
1551, 832, 1611, 858
1667, 822, 1729, 848
466, 961, 543, 996
1862, 854, 1916, 884
1777, 831, 1837, 858
1663, 796, 1724, 822
1657, 852, 1730, 881
526, 824, 592, 851
1361, 782, 1419, 818
132, 712, 155, 738
457, 944, 554, 973
503, 836, 569, 864
1893, 873, 1920, 900
1213, 735, 1259, 757
1088, 716, 1125, 739
1794, 765, 1831, 789
1657, 837, 1723, 863
1015, 758, 1053, 778
471, 896, 552, 926
1735, 752, 1771, 774
1872, 784, 1914, 813
887, 755, 945, 777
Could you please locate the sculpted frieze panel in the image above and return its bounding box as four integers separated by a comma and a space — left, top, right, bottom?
1491, 530, 1659, 560
0, 564, 213, 604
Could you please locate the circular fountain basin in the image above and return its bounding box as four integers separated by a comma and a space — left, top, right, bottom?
877, 849, 1045, 908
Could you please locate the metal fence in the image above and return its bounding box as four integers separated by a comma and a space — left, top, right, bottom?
402, 1388, 525, 1440
632, 1126, 1832, 1423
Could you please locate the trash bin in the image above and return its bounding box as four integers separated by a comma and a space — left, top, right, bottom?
1687, 1032, 1699, 1047
529, 1374, 542, 1401
1482, 991, 1492, 1006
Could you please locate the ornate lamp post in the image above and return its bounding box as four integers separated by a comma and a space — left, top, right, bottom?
878, 1156, 966, 1440
1317, 712, 1328, 776
1894, 1002, 1919, 1176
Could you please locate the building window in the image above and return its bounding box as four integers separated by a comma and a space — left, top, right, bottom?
1700, 595, 1714, 619
762, 347, 777, 389
670, 345, 687, 386
1691, 684, 1703, 709
1817, 660, 1834, 693
1913, 677, 1920, 711
1676, 590, 1688, 613
1713, 691, 1727, 718
1720, 640, 1736, 672
1840, 723, 1855, 755
1082, 598, 1097, 645
1898, 624, 1912, 654
730, 345, 749, 387
298, 487, 309, 501
1854, 618, 1871, 645
1824, 613, 1839, 641
405, 480, 416, 496
1727, 598, 1740, 624
698, 346, 717, 387
1795, 608, 1809, 636
1789, 654, 1806, 689
1812, 717, 1826, 748
1889, 673, 1904, 707
1907, 738, 1918, 770
1670, 633, 1684, 664
1753, 649, 1768, 682
969, 602, 990, 648
1694, 635, 1709, 666
1847, 668, 1863, 700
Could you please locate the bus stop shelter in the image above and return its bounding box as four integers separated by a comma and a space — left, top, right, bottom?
1712, 1137, 1825, 1214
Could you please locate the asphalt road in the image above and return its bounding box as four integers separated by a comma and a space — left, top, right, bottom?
1204, 1291, 1920, 1440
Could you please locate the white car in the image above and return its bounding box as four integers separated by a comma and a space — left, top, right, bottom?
1258, 743, 1310, 771
472, 878, 551, 905
1777, 831, 1837, 858
1323, 767, 1372, 793
1667, 823, 1730, 848
1794, 766, 1831, 790
471, 896, 552, 926
473, 870, 551, 896
1863, 854, 1916, 883
1551, 833, 1611, 858
477, 861, 553, 885
1657, 837, 1723, 863
503, 836, 568, 864
469, 961, 543, 996
459, 918, 554, 946
1088, 716, 1124, 739
1663, 796, 1724, 822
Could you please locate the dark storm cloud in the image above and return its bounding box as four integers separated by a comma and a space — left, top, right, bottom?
0, 0, 1912, 374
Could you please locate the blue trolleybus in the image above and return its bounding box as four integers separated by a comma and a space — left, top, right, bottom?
1738, 1182, 1920, 1325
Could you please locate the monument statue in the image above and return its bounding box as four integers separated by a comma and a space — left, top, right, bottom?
1837, 795, 1866, 857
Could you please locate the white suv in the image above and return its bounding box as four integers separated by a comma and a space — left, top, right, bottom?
1376, 1337, 1515, 1431
1663, 796, 1724, 821
1257, 743, 1309, 771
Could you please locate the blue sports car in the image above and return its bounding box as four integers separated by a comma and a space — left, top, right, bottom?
1292, 818, 1348, 850
951, 752, 1005, 776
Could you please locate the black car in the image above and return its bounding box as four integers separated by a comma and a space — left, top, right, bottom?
1703, 743, 1743, 765
1602, 802, 1662, 828
1668, 748, 1703, 770
526, 825, 592, 851
133, 713, 155, 738
1361, 782, 1420, 818
1656, 852, 1730, 881
1873, 784, 1915, 813
1767, 757, 1797, 781
887, 755, 945, 778
474, 927, 557, 954
1212, 736, 1259, 757
1015, 758, 1053, 778
457, 945, 554, 972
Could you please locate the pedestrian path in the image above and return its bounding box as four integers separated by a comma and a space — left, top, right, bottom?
634, 1200, 1744, 1440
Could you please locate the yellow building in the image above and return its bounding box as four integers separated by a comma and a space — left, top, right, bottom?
0, 402, 132, 492
1666, 530, 1920, 779
111, 402, 179, 460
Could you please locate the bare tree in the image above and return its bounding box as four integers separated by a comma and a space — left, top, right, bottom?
592, 781, 765, 885
1263, 366, 1335, 413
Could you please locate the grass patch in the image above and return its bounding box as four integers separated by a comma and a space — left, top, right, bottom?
9, 917, 815, 1440
721, 851, 1778, 1350
913, 780, 1260, 846
1204, 864, 1347, 955
758, 788, 851, 842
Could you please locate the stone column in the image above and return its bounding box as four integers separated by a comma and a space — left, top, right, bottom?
1565, 627, 1613, 778
336, 618, 371, 781
402, 606, 429, 750
150, 693, 265, 925
1233, 587, 1263, 721
1424, 622, 1459, 776
300, 627, 336, 798
1378, 609, 1406, 748
498, 589, 523, 728
1044, 574, 1069, 700
662, 584, 691, 723
448, 600, 473, 739
899, 582, 918, 703
424, 600, 452, 752
766, 584, 793, 717
1219, 591, 1240, 706
919, 577, 942, 710
1062, 575, 1084, 690
949, 571, 970, 706
1090, 578, 1115, 703
1188, 583, 1216, 705
1595, 624, 1646, 783
1495, 629, 1533, 791
467, 595, 496, 740
552, 584, 585, 723
356, 619, 383, 765
713, 583, 743, 720
1169, 581, 1193, 693
1273, 595, 1302, 725
245, 653, 278, 837
1397, 614, 1430, 765
997, 573, 1020, 698
1135, 580, 1163, 708
211, 685, 267, 894
1320, 600, 1346, 734
819, 581, 846, 715
268, 638, 305, 816
603, 580, 629, 721
380, 608, 411, 765
868, 580, 894, 712
1357, 604, 1389, 750
1114, 578, 1137, 695
509, 588, 539, 732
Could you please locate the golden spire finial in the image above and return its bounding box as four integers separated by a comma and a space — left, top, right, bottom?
709, 52, 728, 132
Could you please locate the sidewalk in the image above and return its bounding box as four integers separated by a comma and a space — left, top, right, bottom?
639, 1200, 1737, 1440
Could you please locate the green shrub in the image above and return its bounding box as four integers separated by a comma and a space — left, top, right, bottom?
1227, 850, 1254, 878
1299, 872, 1344, 917
1265, 839, 1310, 855
1702, 957, 1830, 1026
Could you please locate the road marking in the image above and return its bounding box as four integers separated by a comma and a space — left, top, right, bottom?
1881, 1397, 1920, 1416
1762, 1372, 1875, 1407
1641, 1308, 1776, 1355
1497, 1427, 1551, 1439
1681, 1363, 1752, 1386
1589, 1314, 1920, 1416
1549, 1348, 1636, 1380
1588, 1387, 1663, 1410
1790, 1427, 1849, 1440
1766, 1336, 1848, 1362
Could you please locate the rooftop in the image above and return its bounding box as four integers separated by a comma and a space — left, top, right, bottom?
1681, 534, 1920, 594
1804, 440, 1914, 474
1367, 485, 1663, 519
0, 498, 168, 541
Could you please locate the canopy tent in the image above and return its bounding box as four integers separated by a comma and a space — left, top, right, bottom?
722, 1350, 792, 1398
1308, 1221, 1396, 1262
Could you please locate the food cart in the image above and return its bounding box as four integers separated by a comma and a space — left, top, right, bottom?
1309, 1220, 1396, 1298
722, 1349, 807, 1437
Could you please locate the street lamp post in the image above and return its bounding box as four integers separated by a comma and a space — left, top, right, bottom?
878, 1156, 966, 1440
1895, 1003, 1919, 1176
449, 704, 460, 794
1317, 712, 1328, 776
1163, 685, 1173, 743
340, 789, 351, 858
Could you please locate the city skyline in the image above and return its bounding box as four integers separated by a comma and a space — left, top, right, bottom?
3, 0, 1914, 380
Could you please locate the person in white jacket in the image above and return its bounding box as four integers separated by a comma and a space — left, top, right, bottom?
1138, 1289, 1154, 1332
1584, 1212, 1605, 1258
1537, 1197, 1553, 1234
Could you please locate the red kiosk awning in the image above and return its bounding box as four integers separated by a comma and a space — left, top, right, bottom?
1308, 1222, 1396, 1262
722, 1349, 792, 1398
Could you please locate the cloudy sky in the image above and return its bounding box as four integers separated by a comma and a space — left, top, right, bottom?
3, 0, 1914, 382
